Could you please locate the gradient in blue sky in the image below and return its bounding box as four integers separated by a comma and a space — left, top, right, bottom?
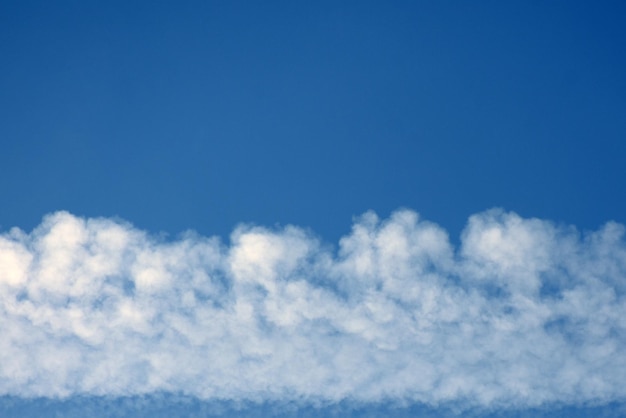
2, 0, 625, 239
1, 1, 625, 417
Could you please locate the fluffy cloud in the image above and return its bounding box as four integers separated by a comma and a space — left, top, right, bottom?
0, 209, 625, 408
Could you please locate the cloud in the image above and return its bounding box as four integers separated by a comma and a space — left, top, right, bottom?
0, 209, 625, 408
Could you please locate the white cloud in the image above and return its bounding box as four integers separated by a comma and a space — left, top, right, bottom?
0, 209, 625, 408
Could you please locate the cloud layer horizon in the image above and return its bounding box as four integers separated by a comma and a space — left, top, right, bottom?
0, 209, 624, 409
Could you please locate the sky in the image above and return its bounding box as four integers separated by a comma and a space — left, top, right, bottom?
0, 1, 625, 417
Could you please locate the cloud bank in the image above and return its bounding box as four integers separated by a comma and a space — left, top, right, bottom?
0, 209, 625, 408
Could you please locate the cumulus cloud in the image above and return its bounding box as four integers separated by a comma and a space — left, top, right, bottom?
0, 209, 625, 408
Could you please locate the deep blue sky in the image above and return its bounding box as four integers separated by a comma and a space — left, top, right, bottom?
1, 1, 626, 417
2, 0, 625, 242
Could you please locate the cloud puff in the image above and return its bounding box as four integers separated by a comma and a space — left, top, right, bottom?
0, 209, 625, 408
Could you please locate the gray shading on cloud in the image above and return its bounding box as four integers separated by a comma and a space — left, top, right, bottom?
0, 209, 625, 409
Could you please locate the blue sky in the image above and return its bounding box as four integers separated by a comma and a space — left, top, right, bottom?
1, 1, 625, 417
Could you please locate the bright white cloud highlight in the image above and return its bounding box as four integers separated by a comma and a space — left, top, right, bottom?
0, 209, 625, 408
